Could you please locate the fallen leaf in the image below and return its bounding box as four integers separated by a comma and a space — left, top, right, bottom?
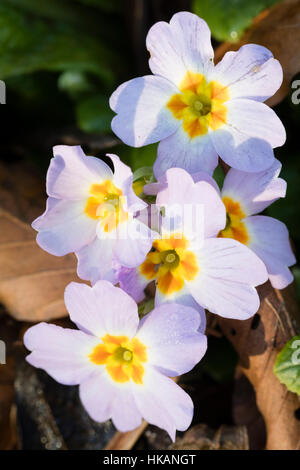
170, 423, 249, 450
214, 0, 300, 106
219, 282, 300, 450
0, 161, 81, 321
0, 310, 19, 449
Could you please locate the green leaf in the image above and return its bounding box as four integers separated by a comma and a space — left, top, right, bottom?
58, 71, 96, 98
192, 0, 280, 42
213, 165, 225, 189
138, 298, 154, 319
267, 159, 300, 243
0, 4, 118, 84
274, 335, 300, 395
113, 143, 158, 172
293, 267, 300, 306
76, 0, 122, 12
132, 167, 154, 183
76, 94, 114, 133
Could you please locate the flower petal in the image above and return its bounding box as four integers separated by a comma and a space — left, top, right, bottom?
107, 154, 146, 211
147, 11, 214, 86
48, 145, 113, 200
113, 218, 153, 268
212, 99, 285, 172
144, 170, 219, 196
210, 44, 282, 102
188, 238, 268, 319
76, 236, 115, 285
221, 159, 286, 216
154, 126, 218, 179
80, 372, 143, 431
33, 199, 97, 256
110, 76, 180, 147
245, 216, 296, 289
79, 371, 117, 423
156, 168, 225, 238
24, 323, 98, 385
136, 303, 207, 376
133, 367, 193, 441
110, 385, 143, 432
64, 281, 139, 338
154, 290, 207, 335
117, 266, 148, 303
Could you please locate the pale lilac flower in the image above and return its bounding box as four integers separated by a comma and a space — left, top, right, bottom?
119, 168, 268, 320
24, 281, 207, 440
218, 160, 296, 288
110, 11, 285, 179
32, 145, 153, 284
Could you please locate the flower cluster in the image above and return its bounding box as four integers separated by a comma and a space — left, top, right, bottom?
25, 12, 295, 441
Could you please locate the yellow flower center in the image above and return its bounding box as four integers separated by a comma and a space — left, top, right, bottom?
139, 235, 198, 295
89, 334, 147, 384
167, 71, 229, 139
218, 196, 249, 244
84, 180, 128, 232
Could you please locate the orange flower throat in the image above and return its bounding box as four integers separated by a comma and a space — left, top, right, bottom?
167, 71, 229, 139
89, 334, 147, 384
140, 235, 198, 296
84, 180, 128, 232
218, 196, 249, 244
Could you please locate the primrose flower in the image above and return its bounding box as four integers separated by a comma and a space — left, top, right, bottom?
32, 145, 153, 284
110, 11, 285, 178
218, 160, 296, 288
24, 281, 207, 440
119, 168, 268, 320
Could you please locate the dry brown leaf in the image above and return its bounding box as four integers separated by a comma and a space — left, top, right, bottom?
104, 421, 148, 451
0, 210, 81, 322
0, 311, 19, 450
215, 0, 300, 106
0, 161, 81, 322
170, 423, 249, 450
0, 357, 16, 449
219, 282, 300, 450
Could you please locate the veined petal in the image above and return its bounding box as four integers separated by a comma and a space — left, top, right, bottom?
48, 145, 113, 200
133, 367, 193, 442
79, 371, 117, 423
64, 281, 139, 338
210, 44, 282, 102
136, 303, 207, 376
110, 385, 143, 432
147, 11, 214, 86
110, 75, 180, 147
222, 159, 286, 216
107, 154, 146, 211
156, 168, 225, 238
245, 216, 296, 289
188, 238, 268, 319
80, 371, 143, 432
113, 218, 154, 268
154, 126, 218, 179
117, 266, 148, 303
75, 235, 115, 285
144, 170, 219, 196
33, 199, 97, 256
24, 323, 99, 385
212, 99, 285, 172
154, 289, 207, 335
